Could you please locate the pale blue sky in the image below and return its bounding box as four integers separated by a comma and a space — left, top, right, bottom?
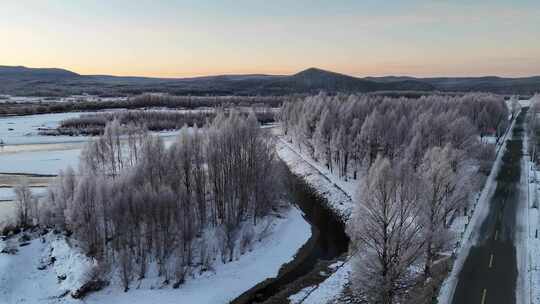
1, 0, 539, 77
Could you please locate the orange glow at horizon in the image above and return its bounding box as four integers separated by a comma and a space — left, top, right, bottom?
1, 1, 539, 78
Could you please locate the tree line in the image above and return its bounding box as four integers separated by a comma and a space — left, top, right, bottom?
279, 93, 510, 303
39, 108, 276, 136
0, 94, 283, 117
33, 110, 281, 291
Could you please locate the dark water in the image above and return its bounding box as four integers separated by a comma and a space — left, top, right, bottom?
232, 167, 350, 303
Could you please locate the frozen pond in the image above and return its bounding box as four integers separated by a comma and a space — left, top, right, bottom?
0, 110, 180, 228
0, 112, 182, 174
0, 187, 47, 201
0, 149, 81, 175
0, 112, 92, 145
0, 136, 177, 175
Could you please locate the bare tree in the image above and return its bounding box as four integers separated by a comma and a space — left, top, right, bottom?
348, 157, 425, 304
420, 144, 471, 277
42, 111, 282, 290
14, 179, 34, 227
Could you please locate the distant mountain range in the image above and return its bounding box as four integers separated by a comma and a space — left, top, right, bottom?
0, 65, 538, 97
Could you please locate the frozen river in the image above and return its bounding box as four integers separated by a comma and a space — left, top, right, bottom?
0, 111, 178, 227
0, 112, 180, 175
0, 112, 94, 146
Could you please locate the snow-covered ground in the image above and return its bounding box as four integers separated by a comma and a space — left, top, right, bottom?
87, 207, 310, 304
0, 207, 311, 304
529, 168, 540, 304
289, 261, 352, 304
276, 138, 354, 221
0, 232, 97, 304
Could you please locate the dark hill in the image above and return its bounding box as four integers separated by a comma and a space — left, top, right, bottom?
0, 65, 537, 96
367, 75, 540, 95
0, 66, 80, 79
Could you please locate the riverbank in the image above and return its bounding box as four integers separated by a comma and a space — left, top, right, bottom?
0, 206, 311, 304
274, 137, 354, 303
230, 165, 350, 303
275, 138, 354, 221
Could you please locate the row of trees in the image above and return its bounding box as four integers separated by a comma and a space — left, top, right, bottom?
39, 111, 282, 291
280, 93, 507, 180
40, 108, 276, 136
0, 94, 283, 117
280, 93, 509, 303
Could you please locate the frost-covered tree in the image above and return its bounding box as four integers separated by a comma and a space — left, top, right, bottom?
348, 157, 425, 304
420, 145, 471, 277
42, 110, 281, 289
14, 179, 34, 227
279, 93, 507, 181
80, 120, 147, 177
280, 93, 500, 299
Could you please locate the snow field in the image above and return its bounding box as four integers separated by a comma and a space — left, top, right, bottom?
0, 112, 92, 145
0, 207, 311, 304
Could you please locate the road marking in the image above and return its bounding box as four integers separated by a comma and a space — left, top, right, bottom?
494, 230, 499, 241
481, 288, 487, 304
489, 254, 494, 268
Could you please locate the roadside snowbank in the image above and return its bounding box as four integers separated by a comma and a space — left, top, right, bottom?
438, 110, 517, 304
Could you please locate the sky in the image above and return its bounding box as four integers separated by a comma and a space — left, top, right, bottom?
1, 0, 539, 78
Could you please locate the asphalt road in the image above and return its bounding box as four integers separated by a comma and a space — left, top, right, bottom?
451, 111, 527, 304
